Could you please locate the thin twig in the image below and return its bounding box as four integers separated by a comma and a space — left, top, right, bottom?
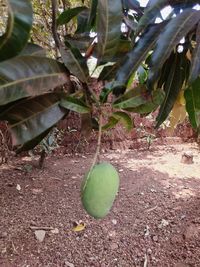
51, 0, 60, 49
30, 226, 55, 231
82, 83, 99, 106
145, 205, 158, 213
143, 254, 148, 267
93, 111, 102, 165
81, 111, 103, 193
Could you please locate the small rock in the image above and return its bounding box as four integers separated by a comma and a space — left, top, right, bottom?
32, 188, 43, 195
51, 228, 59, 234
181, 152, 194, 164
152, 235, 158, 242
144, 226, 150, 237
150, 188, 157, 193
158, 219, 169, 229
119, 169, 123, 173
110, 242, 119, 250
64, 261, 74, 267
1, 248, 6, 254
112, 219, 117, 225
16, 184, 21, 191
35, 230, 46, 242
109, 230, 116, 238
180, 215, 186, 220
147, 248, 152, 255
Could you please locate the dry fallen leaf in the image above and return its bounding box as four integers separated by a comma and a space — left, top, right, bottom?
72, 222, 86, 232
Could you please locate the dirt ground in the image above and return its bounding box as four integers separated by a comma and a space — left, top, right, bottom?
0, 141, 200, 267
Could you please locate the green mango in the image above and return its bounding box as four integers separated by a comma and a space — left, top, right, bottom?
81, 162, 119, 219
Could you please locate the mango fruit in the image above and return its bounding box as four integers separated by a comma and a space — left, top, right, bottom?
81, 162, 119, 219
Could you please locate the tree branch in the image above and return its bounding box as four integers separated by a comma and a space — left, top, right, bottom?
51, 0, 60, 49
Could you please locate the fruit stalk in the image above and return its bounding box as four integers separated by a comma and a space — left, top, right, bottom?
92, 110, 102, 166
81, 110, 103, 193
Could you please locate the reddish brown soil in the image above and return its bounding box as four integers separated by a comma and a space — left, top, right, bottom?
0, 142, 200, 267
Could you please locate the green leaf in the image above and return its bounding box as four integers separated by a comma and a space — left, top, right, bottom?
112, 111, 133, 131
65, 34, 92, 52
156, 52, 176, 89
185, 77, 200, 129
60, 46, 89, 83
87, 0, 98, 30
19, 43, 46, 57
150, 9, 200, 83
137, 65, 147, 84
136, 0, 167, 33
76, 9, 90, 34
57, 6, 87, 26
123, 17, 138, 32
124, 89, 165, 114
16, 127, 53, 153
99, 87, 113, 103
1, 93, 66, 146
113, 39, 132, 61
102, 116, 119, 131
0, 56, 69, 106
113, 86, 148, 109
122, 0, 143, 15
156, 53, 185, 127
115, 21, 168, 87
97, 0, 122, 62
189, 22, 200, 84
98, 64, 118, 81
103, 111, 133, 131
60, 96, 90, 114
0, 0, 33, 61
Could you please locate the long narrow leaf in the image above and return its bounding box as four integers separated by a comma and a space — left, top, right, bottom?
0, 0, 33, 61
60, 96, 91, 114
87, 0, 98, 30
57, 6, 87, 26
185, 77, 200, 129
113, 86, 148, 109
19, 43, 46, 57
115, 21, 168, 87
60, 46, 89, 83
112, 111, 133, 131
97, 0, 122, 62
16, 127, 53, 153
102, 116, 119, 131
103, 111, 133, 131
189, 22, 200, 84
137, 0, 167, 33
125, 89, 165, 114
156, 53, 185, 127
0, 56, 69, 106
76, 9, 90, 34
150, 9, 200, 82
1, 93, 67, 146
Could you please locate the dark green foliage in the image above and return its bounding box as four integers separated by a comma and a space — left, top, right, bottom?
1, 0, 200, 152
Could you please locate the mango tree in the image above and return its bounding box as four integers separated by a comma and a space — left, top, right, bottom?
0, 0, 200, 218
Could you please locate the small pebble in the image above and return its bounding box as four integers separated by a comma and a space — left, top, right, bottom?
112, 219, 117, 225
152, 235, 158, 242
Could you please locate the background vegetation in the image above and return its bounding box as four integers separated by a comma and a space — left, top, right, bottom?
0, 0, 200, 155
